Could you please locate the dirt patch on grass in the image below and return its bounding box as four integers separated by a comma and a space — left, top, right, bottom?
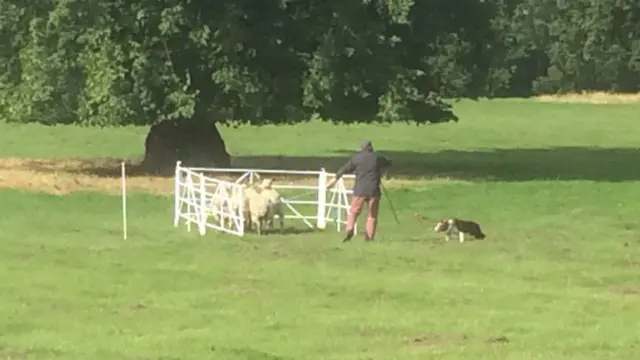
609, 284, 640, 296
0, 157, 173, 195
409, 333, 469, 348
0, 348, 28, 359
536, 92, 640, 104
0, 157, 442, 195
487, 335, 510, 344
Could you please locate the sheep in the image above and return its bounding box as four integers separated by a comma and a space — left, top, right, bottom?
204, 181, 275, 234
226, 186, 243, 219
243, 184, 273, 235
258, 179, 285, 233
222, 179, 284, 235
207, 182, 232, 225
229, 183, 255, 230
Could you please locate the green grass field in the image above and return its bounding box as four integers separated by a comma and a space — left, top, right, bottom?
1, 99, 640, 359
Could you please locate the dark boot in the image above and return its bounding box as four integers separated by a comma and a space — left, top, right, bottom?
342, 230, 354, 242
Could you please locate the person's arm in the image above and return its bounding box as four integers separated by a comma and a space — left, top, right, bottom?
379, 155, 392, 169
327, 157, 356, 188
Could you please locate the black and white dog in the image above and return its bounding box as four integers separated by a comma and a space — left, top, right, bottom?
434, 218, 486, 243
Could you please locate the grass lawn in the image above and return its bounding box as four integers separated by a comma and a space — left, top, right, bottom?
1, 99, 640, 359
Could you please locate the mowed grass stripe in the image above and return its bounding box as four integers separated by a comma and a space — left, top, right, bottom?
1, 172, 639, 359
1, 99, 639, 359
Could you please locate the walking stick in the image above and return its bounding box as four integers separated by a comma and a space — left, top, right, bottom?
381, 182, 400, 224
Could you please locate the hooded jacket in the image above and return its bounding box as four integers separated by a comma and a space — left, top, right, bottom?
334, 141, 392, 197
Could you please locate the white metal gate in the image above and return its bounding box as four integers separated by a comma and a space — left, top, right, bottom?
173, 162, 355, 237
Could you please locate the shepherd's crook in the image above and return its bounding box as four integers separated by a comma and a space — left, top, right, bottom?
381, 183, 400, 224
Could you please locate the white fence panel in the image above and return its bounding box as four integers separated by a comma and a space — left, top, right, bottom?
173, 162, 356, 237
201, 174, 245, 236
173, 165, 245, 236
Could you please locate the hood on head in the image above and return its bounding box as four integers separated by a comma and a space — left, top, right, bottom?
360, 140, 373, 152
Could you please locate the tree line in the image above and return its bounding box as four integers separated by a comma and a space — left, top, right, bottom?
0, 0, 638, 126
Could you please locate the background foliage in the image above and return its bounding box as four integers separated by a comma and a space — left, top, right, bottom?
0, 0, 638, 126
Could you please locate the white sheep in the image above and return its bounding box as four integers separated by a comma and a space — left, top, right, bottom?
206, 182, 230, 224
258, 179, 284, 233
243, 184, 273, 235
233, 184, 257, 231
215, 182, 249, 229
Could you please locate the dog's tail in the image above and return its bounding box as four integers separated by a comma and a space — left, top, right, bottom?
473, 222, 486, 239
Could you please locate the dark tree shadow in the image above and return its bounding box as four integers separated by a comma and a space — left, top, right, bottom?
17, 147, 640, 182
265, 227, 319, 236
235, 227, 320, 237
229, 147, 640, 182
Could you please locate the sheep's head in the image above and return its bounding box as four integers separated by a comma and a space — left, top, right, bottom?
260, 178, 274, 189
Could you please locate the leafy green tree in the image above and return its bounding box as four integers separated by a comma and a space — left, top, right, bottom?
512, 0, 640, 93
0, 0, 474, 128
2, 0, 638, 133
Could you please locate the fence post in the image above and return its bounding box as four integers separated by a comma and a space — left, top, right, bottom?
237, 183, 245, 236
316, 168, 328, 229
185, 171, 193, 232
344, 180, 356, 235
173, 161, 182, 227
198, 175, 207, 236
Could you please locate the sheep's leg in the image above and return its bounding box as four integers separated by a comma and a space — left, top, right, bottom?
256, 216, 265, 236
458, 232, 465, 243
224, 210, 233, 229
265, 210, 273, 229
250, 213, 259, 235
266, 207, 274, 230
243, 209, 251, 232
278, 209, 284, 233
229, 205, 239, 229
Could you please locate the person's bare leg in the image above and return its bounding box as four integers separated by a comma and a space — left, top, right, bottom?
365, 197, 380, 241
344, 196, 364, 242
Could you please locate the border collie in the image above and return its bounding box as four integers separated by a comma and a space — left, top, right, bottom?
434, 218, 486, 243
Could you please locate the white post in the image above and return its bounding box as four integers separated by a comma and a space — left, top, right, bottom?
185, 172, 192, 232
336, 189, 342, 232
236, 183, 245, 236
121, 161, 127, 240
198, 175, 207, 236
316, 168, 327, 229
173, 161, 182, 227
235, 172, 249, 184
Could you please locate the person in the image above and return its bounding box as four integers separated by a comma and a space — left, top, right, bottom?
326, 140, 392, 242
